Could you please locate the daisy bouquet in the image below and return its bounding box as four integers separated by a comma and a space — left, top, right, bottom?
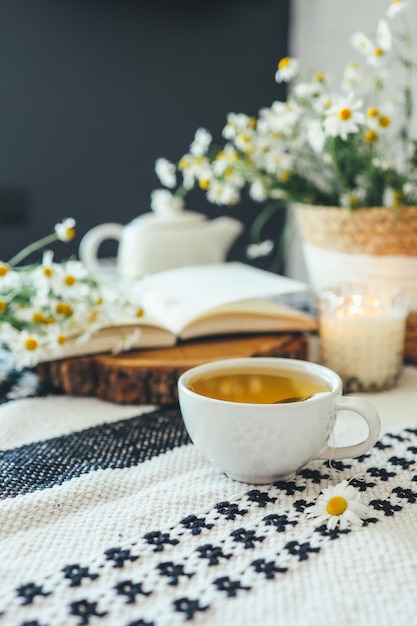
151, 0, 417, 254
0, 220, 143, 369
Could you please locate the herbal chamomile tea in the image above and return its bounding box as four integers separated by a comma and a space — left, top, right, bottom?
187, 366, 330, 404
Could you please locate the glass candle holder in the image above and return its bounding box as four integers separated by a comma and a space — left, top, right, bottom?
318, 283, 408, 392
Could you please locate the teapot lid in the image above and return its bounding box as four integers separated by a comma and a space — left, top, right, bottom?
131, 210, 207, 232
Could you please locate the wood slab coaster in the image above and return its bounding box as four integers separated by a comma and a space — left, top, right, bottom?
405, 311, 417, 365
35, 332, 308, 405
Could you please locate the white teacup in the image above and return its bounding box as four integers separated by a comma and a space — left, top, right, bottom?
177, 357, 381, 484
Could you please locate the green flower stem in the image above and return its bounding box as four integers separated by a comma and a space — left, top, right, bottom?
7, 233, 59, 267
249, 202, 282, 243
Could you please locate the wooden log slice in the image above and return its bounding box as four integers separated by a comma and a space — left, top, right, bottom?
405, 312, 417, 365
35, 332, 308, 405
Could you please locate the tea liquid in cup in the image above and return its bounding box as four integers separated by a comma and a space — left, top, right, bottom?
177, 357, 381, 484
187, 367, 330, 404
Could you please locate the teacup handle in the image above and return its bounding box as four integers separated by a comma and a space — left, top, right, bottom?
317, 396, 381, 460
79, 223, 124, 276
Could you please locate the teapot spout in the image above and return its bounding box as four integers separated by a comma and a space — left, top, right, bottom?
211, 216, 244, 260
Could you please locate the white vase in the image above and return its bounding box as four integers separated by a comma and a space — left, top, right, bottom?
292, 203, 417, 310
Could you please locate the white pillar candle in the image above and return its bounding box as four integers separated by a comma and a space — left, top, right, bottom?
319, 286, 408, 392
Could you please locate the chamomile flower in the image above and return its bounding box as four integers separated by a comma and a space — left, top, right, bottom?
275, 57, 299, 83
324, 94, 365, 140
222, 113, 255, 141
307, 120, 326, 153
155, 158, 177, 188
246, 239, 274, 259
9, 328, 46, 370
206, 180, 240, 206
55, 218, 76, 242
150, 189, 185, 215
340, 187, 367, 209
387, 0, 408, 18
190, 128, 212, 157
307, 479, 370, 530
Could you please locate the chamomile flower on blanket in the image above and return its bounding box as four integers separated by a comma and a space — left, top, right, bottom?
307, 479, 370, 530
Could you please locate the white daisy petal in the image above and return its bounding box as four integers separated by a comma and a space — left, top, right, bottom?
307, 479, 371, 530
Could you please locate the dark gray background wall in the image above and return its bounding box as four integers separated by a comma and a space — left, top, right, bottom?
0, 0, 289, 268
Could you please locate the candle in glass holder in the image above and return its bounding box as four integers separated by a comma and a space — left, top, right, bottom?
319, 284, 408, 392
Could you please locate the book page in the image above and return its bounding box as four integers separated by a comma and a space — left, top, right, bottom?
137, 262, 310, 336
180, 298, 317, 339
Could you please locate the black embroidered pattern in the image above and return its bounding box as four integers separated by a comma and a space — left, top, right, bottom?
143, 531, 179, 552
0, 407, 190, 499
213, 576, 251, 597
251, 559, 288, 579
274, 480, 306, 495
16, 583, 50, 605
104, 547, 139, 568
62, 564, 99, 587
114, 580, 152, 603
245, 490, 276, 507
230, 527, 265, 549
214, 501, 248, 520
369, 499, 403, 516
298, 468, 330, 483
262, 513, 298, 532
388, 456, 415, 469
69, 599, 107, 624
180, 514, 214, 535
315, 524, 351, 540
173, 597, 209, 620
196, 544, 232, 566
156, 562, 194, 586
392, 486, 417, 503
284, 541, 320, 561
367, 467, 396, 481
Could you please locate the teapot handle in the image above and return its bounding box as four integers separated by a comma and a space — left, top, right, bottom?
79, 223, 124, 276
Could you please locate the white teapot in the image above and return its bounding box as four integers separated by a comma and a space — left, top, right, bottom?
79, 210, 243, 280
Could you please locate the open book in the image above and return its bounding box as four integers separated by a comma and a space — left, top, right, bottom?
41, 262, 317, 361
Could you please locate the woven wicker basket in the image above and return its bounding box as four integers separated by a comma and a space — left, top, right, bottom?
293, 204, 417, 256
292, 203, 417, 364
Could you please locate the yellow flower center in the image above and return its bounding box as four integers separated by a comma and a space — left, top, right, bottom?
0, 300, 7, 313
367, 107, 379, 118
199, 179, 210, 190
379, 115, 390, 128
280, 171, 291, 182
338, 108, 352, 121
327, 496, 348, 516
248, 116, 257, 129
25, 337, 38, 352
43, 266, 53, 277
65, 275, 76, 287
136, 307, 144, 318
364, 129, 379, 143
57, 334, 67, 345
374, 47, 385, 57
56, 302, 73, 316
0, 263, 9, 277
65, 227, 76, 241
33, 311, 45, 324
314, 71, 325, 83
278, 57, 290, 70
178, 157, 189, 170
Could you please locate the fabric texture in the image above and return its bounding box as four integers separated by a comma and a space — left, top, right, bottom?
0, 352, 417, 626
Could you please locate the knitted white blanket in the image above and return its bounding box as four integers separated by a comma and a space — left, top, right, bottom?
0, 356, 416, 626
